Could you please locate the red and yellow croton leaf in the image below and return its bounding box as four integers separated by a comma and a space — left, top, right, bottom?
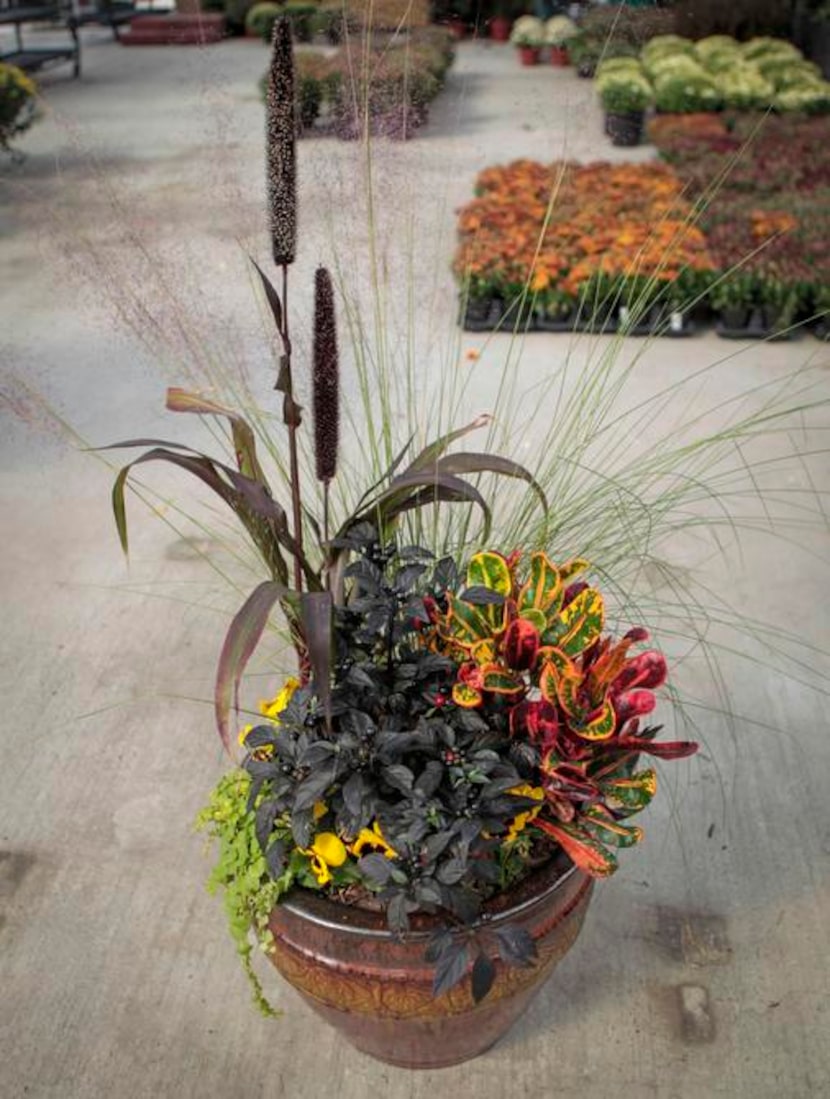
583, 806, 643, 848
573, 698, 615, 741
556, 587, 605, 657
467, 550, 513, 595
480, 664, 525, 696
452, 683, 483, 708
558, 557, 590, 584
503, 617, 540, 671
534, 818, 618, 877
518, 552, 562, 617
442, 592, 491, 648
614, 736, 698, 760
599, 769, 657, 815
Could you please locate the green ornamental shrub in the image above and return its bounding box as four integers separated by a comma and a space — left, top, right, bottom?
757, 57, 822, 89
654, 71, 722, 113
741, 37, 802, 62
245, 1, 280, 41
595, 57, 643, 79
774, 82, 830, 114
597, 71, 653, 114
544, 15, 579, 47
641, 35, 696, 66
717, 66, 775, 110
283, 1, 318, 42
509, 15, 545, 47
644, 53, 706, 83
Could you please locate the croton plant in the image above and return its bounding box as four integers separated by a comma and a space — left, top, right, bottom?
110, 18, 698, 1012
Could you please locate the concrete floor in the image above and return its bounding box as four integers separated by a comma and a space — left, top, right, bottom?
1, 32, 829, 1099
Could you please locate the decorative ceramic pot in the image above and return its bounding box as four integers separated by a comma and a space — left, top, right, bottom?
518, 46, 542, 66
267, 852, 593, 1068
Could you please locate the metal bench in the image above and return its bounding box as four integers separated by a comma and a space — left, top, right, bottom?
0, 1, 81, 77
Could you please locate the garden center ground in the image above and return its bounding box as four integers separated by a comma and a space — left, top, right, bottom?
1, 31, 829, 1099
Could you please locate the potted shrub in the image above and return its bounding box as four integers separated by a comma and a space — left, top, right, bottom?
106, 20, 699, 1068
0, 63, 38, 157
653, 70, 722, 114
757, 275, 802, 336
596, 69, 653, 146
282, 1, 317, 42
544, 15, 578, 66
710, 270, 761, 333
509, 15, 545, 66
245, 1, 280, 41
487, 0, 514, 43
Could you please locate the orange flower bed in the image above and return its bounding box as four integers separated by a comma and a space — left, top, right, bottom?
455, 160, 715, 309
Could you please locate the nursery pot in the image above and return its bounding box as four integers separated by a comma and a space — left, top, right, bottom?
606, 110, 644, 147
489, 16, 511, 42
447, 19, 467, 40
549, 45, 569, 67
518, 46, 541, 66
267, 853, 593, 1069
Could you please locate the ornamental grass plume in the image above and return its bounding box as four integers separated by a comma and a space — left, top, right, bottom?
266, 18, 296, 267
312, 266, 340, 488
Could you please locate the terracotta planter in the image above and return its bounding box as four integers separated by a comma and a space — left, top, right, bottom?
267, 853, 593, 1068
518, 45, 541, 66
549, 45, 569, 66
489, 16, 511, 42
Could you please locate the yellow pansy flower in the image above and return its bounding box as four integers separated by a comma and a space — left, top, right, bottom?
349, 820, 397, 859
259, 676, 301, 720
301, 832, 347, 886
505, 784, 544, 843
237, 723, 254, 748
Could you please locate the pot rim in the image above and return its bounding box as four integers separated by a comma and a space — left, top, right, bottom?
278, 852, 579, 941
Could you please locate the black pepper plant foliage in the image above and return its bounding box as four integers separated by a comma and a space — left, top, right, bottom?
266, 18, 297, 268
312, 266, 339, 486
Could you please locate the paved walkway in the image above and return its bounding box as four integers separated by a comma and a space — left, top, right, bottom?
1, 35, 829, 1099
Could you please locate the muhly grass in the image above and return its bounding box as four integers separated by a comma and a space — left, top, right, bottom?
3, 27, 829, 790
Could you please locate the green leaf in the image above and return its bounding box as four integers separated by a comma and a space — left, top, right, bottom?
535, 818, 618, 877
557, 587, 605, 657
583, 807, 643, 848
600, 770, 657, 815
519, 552, 562, 617
215, 580, 287, 754
467, 551, 512, 596
574, 699, 616, 741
